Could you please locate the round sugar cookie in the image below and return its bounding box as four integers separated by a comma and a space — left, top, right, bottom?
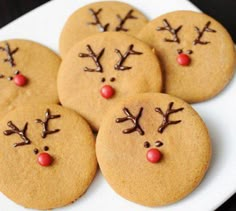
59, 1, 148, 57
58, 32, 163, 130
138, 11, 235, 103
0, 104, 97, 209
96, 93, 211, 206
0, 39, 60, 117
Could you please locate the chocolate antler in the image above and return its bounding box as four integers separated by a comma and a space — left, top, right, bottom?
3, 121, 31, 147
156, 19, 182, 43
193, 21, 216, 45
116, 107, 144, 135
79, 45, 105, 72
114, 44, 142, 71
88, 8, 109, 32
155, 102, 184, 133
0, 42, 19, 67
115, 10, 137, 32
35, 109, 61, 138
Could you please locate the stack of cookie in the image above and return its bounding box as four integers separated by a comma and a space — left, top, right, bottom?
0, 1, 235, 209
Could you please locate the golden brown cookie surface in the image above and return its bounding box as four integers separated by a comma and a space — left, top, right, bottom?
0, 40, 60, 117
58, 32, 162, 131
59, 1, 148, 57
0, 104, 97, 209
138, 11, 235, 103
96, 93, 211, 206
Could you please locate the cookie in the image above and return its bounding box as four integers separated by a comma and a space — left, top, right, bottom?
138, 11, 236, 103
96, 93, 211, 206
58, 32, 163, 130
59, 1, 148, 57
0, 39, 60, 117
0, 104, 97, 209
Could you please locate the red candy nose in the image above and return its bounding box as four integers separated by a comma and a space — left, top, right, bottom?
100, 85, 115, 99
38, 152, 53, 166
14, 74, 27, 86
177, 53, 191, 66
146, 148, 162, 163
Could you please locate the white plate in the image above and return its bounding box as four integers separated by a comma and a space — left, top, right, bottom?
0, 0, 235, 210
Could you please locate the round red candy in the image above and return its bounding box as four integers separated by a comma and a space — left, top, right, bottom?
14, 74, 27, 86
100, 85, 115, 99
177, 53, 191, 66
146, 148, 162, 163
38, 153, 53, 166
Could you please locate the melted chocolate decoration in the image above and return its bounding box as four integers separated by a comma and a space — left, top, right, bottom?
177, 49, 193, 55
114, 44, 142, 71
156, 19, 182, 43
0, 42, 19, 67
101, 77, 106, 82
115, 10, 137, 32
44, 146, 49, 151
14, 70, 20, 75
155, 140, 163, 147
4, 121, 31, 147
186, 50, 193, 55
110, 77, 116, 82
116, 107, 144, 135
0, 74, 4, 78
144, 141, 150, 148
35, 109, 61, 138
193, 21, 216, 45
88, 8, 109, 32
177, 49, 183, 54
33, 148, 39, 154
0, 44, 27, 83
155, 102, 184, 133
79, 45, 105, 73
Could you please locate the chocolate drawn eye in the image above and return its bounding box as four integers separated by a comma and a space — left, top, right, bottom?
33, 148, 39, 155
44, 146, 49, 151
144, 141, 150, 148
177, 49, 193, 55
155, 140, 163, 147
186, 50, 193, 55
177, 49, 183, 54
101, 77, 106, 83
110, 77, 116, 82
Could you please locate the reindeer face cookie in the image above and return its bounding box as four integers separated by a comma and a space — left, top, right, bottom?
0, 40, 60, 117
138, 11, 236, 103
59, 1, 148, 57
0, 104, 97, 209
96, 93, 211, 206
58, 32, 162, 130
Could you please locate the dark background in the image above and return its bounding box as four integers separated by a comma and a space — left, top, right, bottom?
0, 0, 235, 210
